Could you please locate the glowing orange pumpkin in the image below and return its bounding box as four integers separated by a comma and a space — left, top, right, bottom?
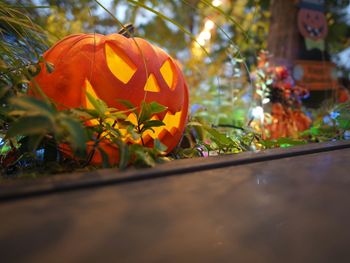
32, 33, 189, 163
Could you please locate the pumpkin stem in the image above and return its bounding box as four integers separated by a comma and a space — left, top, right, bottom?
118, 23, 135, 38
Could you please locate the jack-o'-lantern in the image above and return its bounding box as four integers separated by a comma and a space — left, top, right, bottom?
32, 33, 189, 163
297, 9, 328, 41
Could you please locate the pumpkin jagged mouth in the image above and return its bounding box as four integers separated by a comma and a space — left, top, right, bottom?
86, 109, 184, 147
87, 107, 184, 144
123, 110, 183, 143
84, 78, 185, 146
303, 23, 324, 38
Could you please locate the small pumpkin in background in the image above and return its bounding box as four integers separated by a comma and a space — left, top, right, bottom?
31, 27, 189, 164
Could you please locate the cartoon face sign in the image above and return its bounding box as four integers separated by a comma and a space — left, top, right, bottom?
298, 9, 328, 40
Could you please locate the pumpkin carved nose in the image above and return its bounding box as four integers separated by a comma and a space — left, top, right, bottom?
144, 73, 160, 92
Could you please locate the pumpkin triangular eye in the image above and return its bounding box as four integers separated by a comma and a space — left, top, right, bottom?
144, 73, 160, 92
105, 43, 137, 84
160, 59, 177, 91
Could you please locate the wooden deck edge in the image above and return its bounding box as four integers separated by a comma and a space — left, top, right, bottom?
1, 140, 350, 202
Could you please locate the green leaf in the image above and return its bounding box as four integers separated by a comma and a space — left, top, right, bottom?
117, 141, 130, 169
235, 58, 244, 63
6, 116, 52, 138
148, 101, 168, 115
141, 120, 165, 133
98, 147, 111, 168
261, 137, 307, 148
131, 147, 156, 168
118, 99, 136, 110
256, 89, 264, 97
336, 109, 350, 129
126, 125, 140, 140
276, 137, 306, 145
266, 79, 273, 85
59, 117, 87, 155
0, 144, 11, 155
117, 120, 136, 131
310, 127, 320, 136
338, 119, 350, 130
187, 121, 204, 127
83, 109, 101, 120
10, 96, 56, 117
179, 148, 202, 158
69, 108, 97, 119
206, 127, 233, 145
259, 139, 277, 148
86, 92, 107, 116
154, 138, 167, 152
105, 123, 122, 137
257, 70, 265, 79
138, 101, 168, 125
202, 142, 213, 152
138, 101, 152, 124
106, 110, 127, 120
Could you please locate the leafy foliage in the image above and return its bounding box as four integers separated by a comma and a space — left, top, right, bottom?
301, 101, 350, 142
1, 89, 170, 175
172, 116, 260, 158
259, 137, 307, 148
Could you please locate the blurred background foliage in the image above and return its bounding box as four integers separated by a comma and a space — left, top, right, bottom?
5, 0, 350, 101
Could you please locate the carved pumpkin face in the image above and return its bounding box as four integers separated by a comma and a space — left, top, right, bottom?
33, 33, 189, 161
298, 9, 328, 40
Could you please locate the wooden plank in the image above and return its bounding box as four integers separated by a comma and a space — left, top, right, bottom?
1, 142, 350, 262
1, 140, 350, 201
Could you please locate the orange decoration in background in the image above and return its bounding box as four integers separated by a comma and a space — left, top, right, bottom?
294, 60, 338, 91
265, 103, 312, 140
253, 52, 312, 140
297, 9, 328, 41
31, 33, 189, 163
337, 87, 350, 103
